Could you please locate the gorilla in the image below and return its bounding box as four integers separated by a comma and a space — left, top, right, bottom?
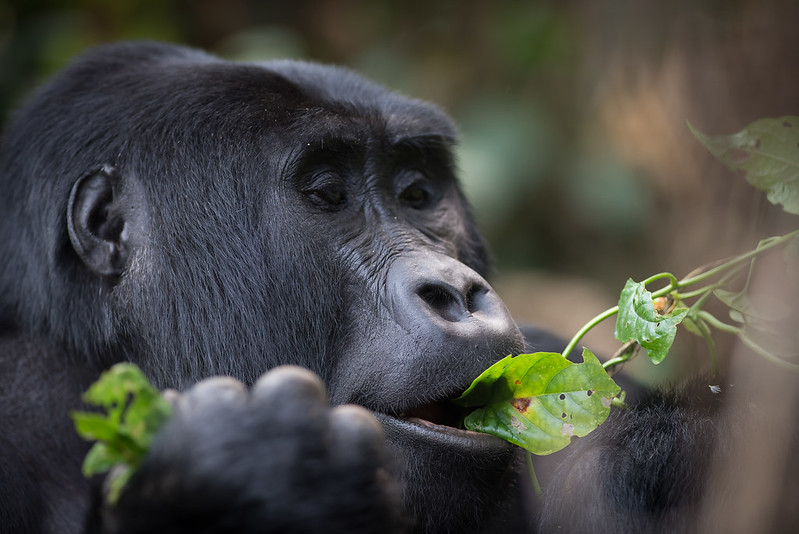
0, 42, 785, 534
0, 41, 527, 533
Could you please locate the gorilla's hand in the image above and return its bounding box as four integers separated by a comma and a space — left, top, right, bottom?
101, 366, 403, 534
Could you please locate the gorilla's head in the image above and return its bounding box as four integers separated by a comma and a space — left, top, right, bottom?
0, 42, 525, 532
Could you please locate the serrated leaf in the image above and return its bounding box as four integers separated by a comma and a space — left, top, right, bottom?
454, 350, 620, 455
689, 117, 799, 215
614, 279, 688, 364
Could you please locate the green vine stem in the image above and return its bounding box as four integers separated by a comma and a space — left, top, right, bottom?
560, 305, 619, 359
655, 229, 799, 297
738, 333, 799, 372
559, 229, 799, 371
696, 310, 740, 335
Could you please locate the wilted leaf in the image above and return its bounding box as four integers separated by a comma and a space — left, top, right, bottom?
454, 350, 620, 455
689, 117, 799, 215
615, 279, 688, 364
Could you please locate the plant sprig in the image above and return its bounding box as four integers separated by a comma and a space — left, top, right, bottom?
71, 363, 173, 504
563, 228, 799, 375
458, 116, 799, 456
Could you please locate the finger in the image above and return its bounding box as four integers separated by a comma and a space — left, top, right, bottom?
251, 365, 328, 406
327, 405, 386, 466
177, 376, 248, 417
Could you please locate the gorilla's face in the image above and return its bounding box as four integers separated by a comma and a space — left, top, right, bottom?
247, 61, 527, 531
0, 44, 525, 532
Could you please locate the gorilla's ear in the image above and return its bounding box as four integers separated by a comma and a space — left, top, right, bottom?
67, 165, 131, 277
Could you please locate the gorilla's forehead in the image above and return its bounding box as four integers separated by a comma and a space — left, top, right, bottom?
31, 43, 457, 158
251, 59, 458, 144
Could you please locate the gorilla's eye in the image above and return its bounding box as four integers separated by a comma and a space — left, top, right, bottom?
398, 178, 437, 210
400, 185, 427, 207
304, 181, 347, 210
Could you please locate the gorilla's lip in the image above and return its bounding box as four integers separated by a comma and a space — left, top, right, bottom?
373, 410, 509, 452
399, 399, 470, 429
370, 399, 510, 452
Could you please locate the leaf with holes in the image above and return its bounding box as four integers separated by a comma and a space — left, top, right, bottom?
615, 279, 688, 364
689, 117, 799, 215
454, 350, 620, 455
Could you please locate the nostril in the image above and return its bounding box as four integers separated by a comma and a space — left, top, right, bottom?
417, 283, 467, 322
464, 283, 488, 314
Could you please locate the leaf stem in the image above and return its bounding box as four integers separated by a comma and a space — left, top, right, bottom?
674, 264, 747, 301
688, 286, 717, 314
697, 312, 799, 373
738, 334, 799, 372
676, 229, 799, 289
561, 305, 619, 358
525, 452, 543, 496
561, 230, 798, 373
602, 342, 639, 373
642, 272, 679, 291
697, 311, 741, 335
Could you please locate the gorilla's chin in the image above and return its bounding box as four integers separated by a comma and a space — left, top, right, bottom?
375, 412, 518, 534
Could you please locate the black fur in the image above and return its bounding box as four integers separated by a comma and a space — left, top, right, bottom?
537, 378, 727, 533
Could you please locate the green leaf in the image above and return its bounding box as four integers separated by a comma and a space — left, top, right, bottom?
454, 350, 620, 455
122, 388, 173, 451
82, 363, 159, 408
689, 117, 799, 215
614, 279, 688, 364
71, 363, 173, 504
72, 412, 123, 443
82, 442, 125, 477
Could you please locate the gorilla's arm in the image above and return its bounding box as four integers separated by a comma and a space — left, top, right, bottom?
537, 379, 726, 534
97, 367, 404, 534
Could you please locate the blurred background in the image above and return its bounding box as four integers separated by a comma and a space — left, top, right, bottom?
1, 0, 797, 385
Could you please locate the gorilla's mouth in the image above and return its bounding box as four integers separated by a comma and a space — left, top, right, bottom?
375, 394, 507, 448
400, 400, 471, 432
372, 399, 507, 453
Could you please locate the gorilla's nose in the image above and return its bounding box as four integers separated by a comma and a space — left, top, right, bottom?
415, 279, 484, 322
389, 252, 524, 356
